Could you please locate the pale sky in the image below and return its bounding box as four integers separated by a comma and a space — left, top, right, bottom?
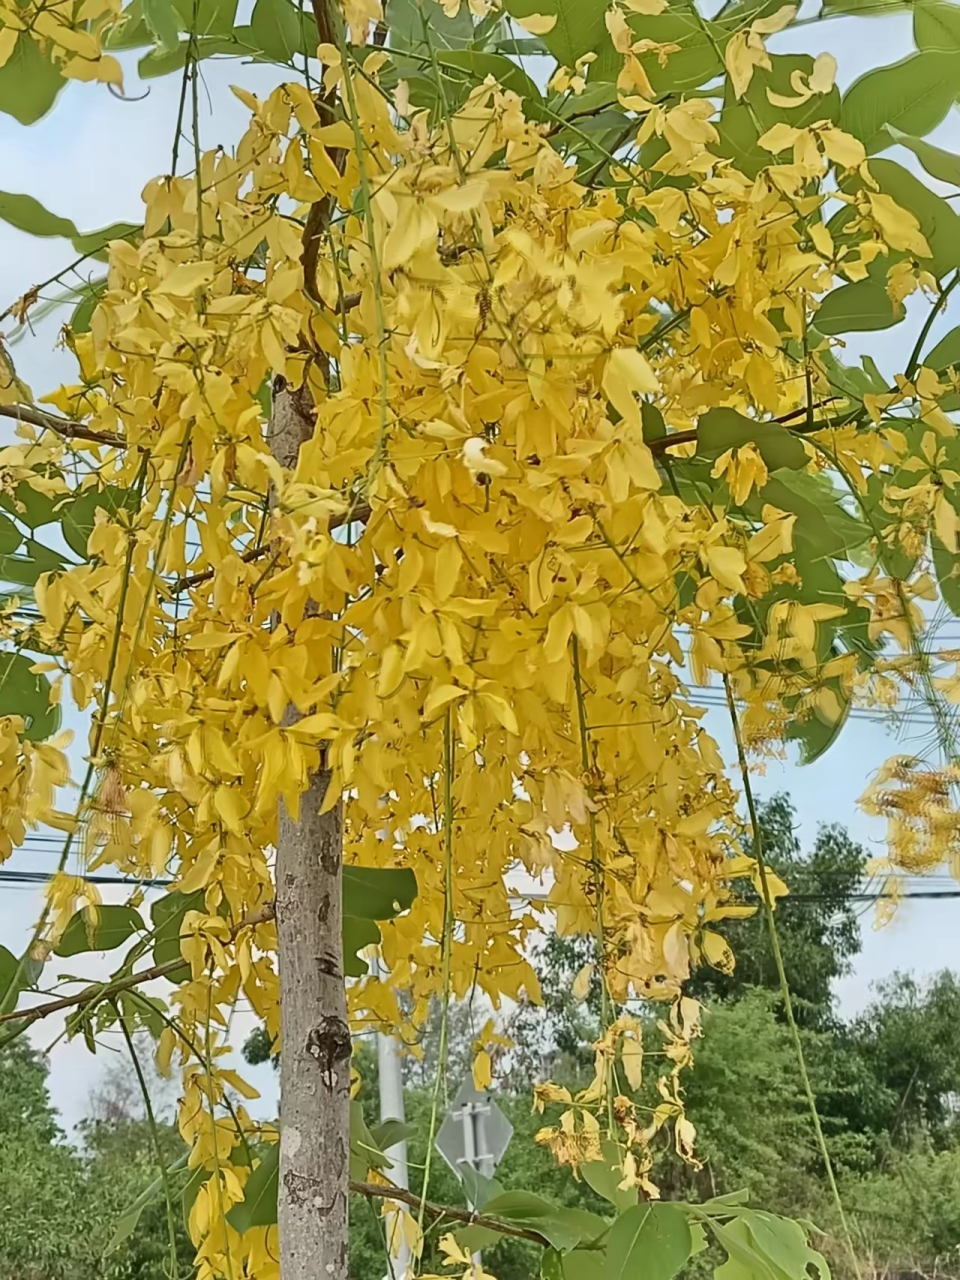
1, 9, 960, 1132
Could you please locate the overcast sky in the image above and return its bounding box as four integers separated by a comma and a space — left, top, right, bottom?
2, 7, 960, 1132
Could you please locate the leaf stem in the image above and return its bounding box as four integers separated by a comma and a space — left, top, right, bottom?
572, 636, 616, 1131
418, 708, 456, 1237
114, 1000, 182, 1279
722, 674, 861, 1280
906, 269, 960, 382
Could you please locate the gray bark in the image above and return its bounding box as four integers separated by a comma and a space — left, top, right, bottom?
272, 381, 350, 1280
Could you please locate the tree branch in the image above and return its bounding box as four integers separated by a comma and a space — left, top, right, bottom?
349, 1180, 553, 1246
906, 268, 960, 382
0, 403, 124, 448
0, 901, 275, 1029
300, 0, 346, 306
172, 501, 372, 593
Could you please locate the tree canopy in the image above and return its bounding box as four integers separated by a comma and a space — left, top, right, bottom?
4, 0, 960, 1275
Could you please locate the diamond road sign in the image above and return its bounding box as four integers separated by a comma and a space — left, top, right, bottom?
435, 1077, 513, 1184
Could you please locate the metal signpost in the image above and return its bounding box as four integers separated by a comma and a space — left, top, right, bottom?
435, 1078, 514, 1267
378, 1028, 411, 1280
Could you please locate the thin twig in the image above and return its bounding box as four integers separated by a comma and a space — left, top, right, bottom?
906, 269, 960, 382
350, 1180, 552, 1246
0, 902, 275, 1029
0, 403, 123, 447
172, 501, 372, 592
722, 675, 862, 1279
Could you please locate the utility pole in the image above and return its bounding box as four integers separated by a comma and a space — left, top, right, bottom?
376, 962, 410, 1279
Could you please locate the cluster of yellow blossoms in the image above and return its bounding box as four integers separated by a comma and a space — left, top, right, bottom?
0, 8, 956, 1272
0, 0, 122, 84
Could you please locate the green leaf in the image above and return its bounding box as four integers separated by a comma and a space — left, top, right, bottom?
0, 479, 63, 529
108, 1176, 166, 1251
248, 0, 302, 62
60, 486, 138, 559
641, 401, 667, 444
593, 9, 720, 90
151, 888, 206, 976
840, 51, 960, 155
0, 515, 21, 557
342, 865, 417, 919
494, 34, 550, 54
0, 945, 20, 1015
787, 679, 851, 765
716, 53, 842, 178
606, 1203, 692, 1280
814, 279, 900, 336
886, 124, 960, 185
342, 865, 417, 976
0, 34, 65, 124
142, 0, 181, 48
387, 0, 474, 77
457, 1223, 505, 1252
370, 1118, 414, 1151
181, 1166, 210, 1233
821, 0, 910, 12
0, 651, 61, 741
502, 0, 607, 70
343, 914, 382, 978
70, 277, 108, 334
437, 50, 543, 112
105, 0, 154, 48
915, 0, 960, 51
933, 533, 960, 613
227, 1143, 279, 1232
0, 539, 69, 590
543, 1247, 607, 1280
580, 1141, 638, 1213
138, 33, 244, 76
0, 192, 135, 271
351, 1099, 395, 1179
543, 1249, 564, 1280
72, 221, 141, 258
762, 469, 871, 559
868, 157, 960, 279
697, 409, 807, 472
0, 191, 79, 241
482, 1192, 605, 1252
460, 1167, 503, 1211
55, 905, 144, 958
128, 0, 239, 65
172, 0, 238, 35
738, 1210, 830, 1280
924, 323, 960, 371
108, 1154, 189, 1252
708, 1214, 779, 1280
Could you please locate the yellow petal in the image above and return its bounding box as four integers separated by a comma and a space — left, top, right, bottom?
472, 1049, 492, 1091
516, 11, 557, 32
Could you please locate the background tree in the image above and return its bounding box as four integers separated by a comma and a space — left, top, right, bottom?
0, 1040, 192, 1280
7, 0, 960, 1276
689, 796, 867, 1028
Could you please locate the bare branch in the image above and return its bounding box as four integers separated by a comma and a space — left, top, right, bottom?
172, 501, 372, 593
349, 1180, 554, 1246
0, 901, 275, 1029
0, 403, 124, 448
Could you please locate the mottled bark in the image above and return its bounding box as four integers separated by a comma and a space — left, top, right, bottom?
272, 383, 350, 1280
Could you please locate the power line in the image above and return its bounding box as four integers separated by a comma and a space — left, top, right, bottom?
0, 867, 955, 904
0, 868, 172, 888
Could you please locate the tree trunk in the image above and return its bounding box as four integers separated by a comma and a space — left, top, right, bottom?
272, 382, 350, 1280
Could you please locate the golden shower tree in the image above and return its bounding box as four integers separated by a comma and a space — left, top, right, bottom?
1, 0, 960, 1275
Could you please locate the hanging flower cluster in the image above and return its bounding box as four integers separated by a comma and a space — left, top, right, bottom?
0, 4, 956, 1271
